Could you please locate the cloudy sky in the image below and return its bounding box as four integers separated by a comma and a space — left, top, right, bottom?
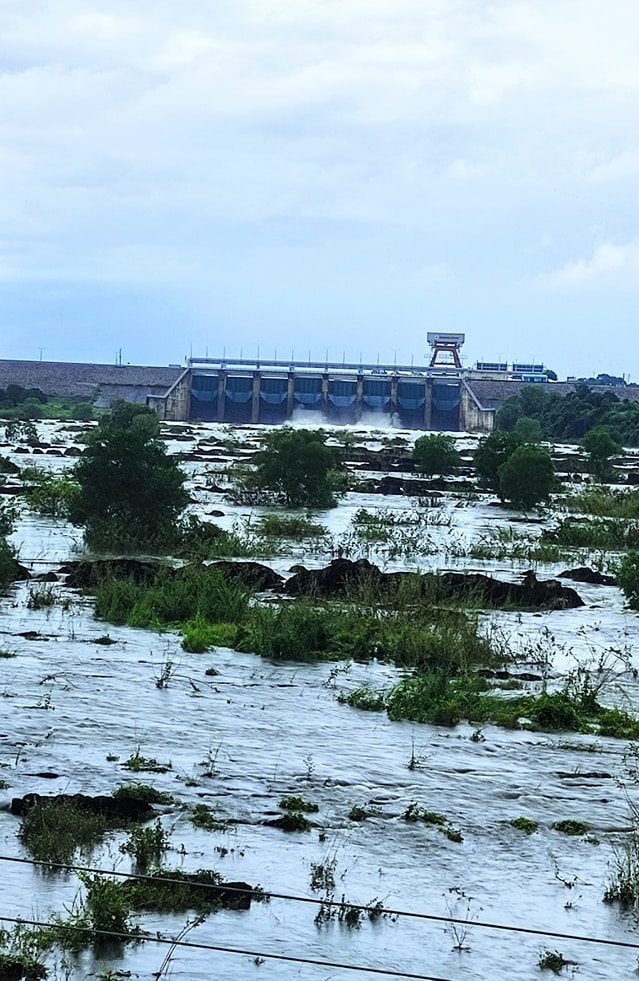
1, 0, 638, 379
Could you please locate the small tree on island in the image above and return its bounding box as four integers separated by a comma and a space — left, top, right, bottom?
245, 427, 345, 508
497, 444, 555, 509
581, 426, 622, 481
412, 433, 460, 477
473, 431, 522, 492
70, 402, 189, 551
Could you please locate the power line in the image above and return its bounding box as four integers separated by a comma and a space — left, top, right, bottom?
1, 853, 638, 951
0, 915, 453, 981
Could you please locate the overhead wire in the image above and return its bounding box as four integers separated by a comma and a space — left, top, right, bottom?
1, 852, 638, 951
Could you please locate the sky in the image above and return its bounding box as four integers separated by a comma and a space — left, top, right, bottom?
1, 0, 638, 380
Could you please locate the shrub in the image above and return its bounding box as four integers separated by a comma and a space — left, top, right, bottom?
70, 401, 188, 551
22, 467, 80, 519
617, 551, 639, 609
552, 819, 589, 836
242, 427, 345, 508
71, 402, 94, 422
412, 433, 460, 476
498, 444, 555, 508
581, 426, 622, 480
511, 816, 538, 835
473, 431, 522, 491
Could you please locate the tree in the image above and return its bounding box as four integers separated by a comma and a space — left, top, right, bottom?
617, 551, 639, 610
473, 431, 522, 491
412, 433, 460, 476
0, 497, 19, 587
70, 402, 188, 550
71, 401, 95, 422
497, 444, 555, 509
581, 426, 622, 481
247, 427, 343, 508
513, 416, 543, 443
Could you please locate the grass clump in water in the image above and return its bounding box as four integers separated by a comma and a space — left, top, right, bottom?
538, 949, 577, 974
20, 800, 113, 865
256, 513, 328, 540
181, 614, 238, 653
552, 819, 589, 836
119, 820, 170, 870
113, 782, 174, 805
561, 485, 639, 520
190, 803, 228, 832
542, 516, 639, 551
338, 687, 387, 712
279, 795, 318, 813
93, 565, 250, 630
122, 750, 172, 774
403, 803, 463, 842
511, 816, 539, 835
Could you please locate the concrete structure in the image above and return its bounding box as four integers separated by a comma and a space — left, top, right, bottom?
149, 357, 495, 431
0, 359, 181, 407
4, 356, 639, 434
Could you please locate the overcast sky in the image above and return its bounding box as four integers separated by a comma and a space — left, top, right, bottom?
1, 1, 638, 379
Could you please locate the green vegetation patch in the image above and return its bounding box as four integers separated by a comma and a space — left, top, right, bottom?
279, 795, 318, 813
18, 797, 142, 865
113, 782, 174, 804
552, 820, 590, 836
542, 517, 639, 551
403, 803, 463, 842
255, 513, 328, 540
511, 817, 539, 835
538, 949, 578, 974
338, 687, 387, 712
383, 674, 639, 738
122, 750, 172, 774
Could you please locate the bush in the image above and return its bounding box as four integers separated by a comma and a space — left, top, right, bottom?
412, 433, 460, 476
22, 467, 80, 519
70, 402, 188, 551
498, 444, 555, 508
581, 426, 622, 480
473, 431, 522, 491
243, 427, 344, 508
616, 551, 639, 609
71, 402, 94, 422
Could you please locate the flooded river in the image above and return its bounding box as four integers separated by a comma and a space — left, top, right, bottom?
1, 421, 639, 979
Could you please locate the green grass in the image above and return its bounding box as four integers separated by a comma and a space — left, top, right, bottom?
93, 565, 250, 629
279, 795, 318, 813
542, 516, 639, 551
19, 799, 114, 865
255, 513, 328, 539
552, 819, 589, 836
511, 816, 539, 835
122, 750, 172, 774
561, 485, 639, 519
373, 673, 639, 738
190, 803, 227, 831
181, 615, 239, 652
338, 687, 387, 712
113, 782, 174, 804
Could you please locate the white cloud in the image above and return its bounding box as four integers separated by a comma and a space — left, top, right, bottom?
547, 241, 639, 286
